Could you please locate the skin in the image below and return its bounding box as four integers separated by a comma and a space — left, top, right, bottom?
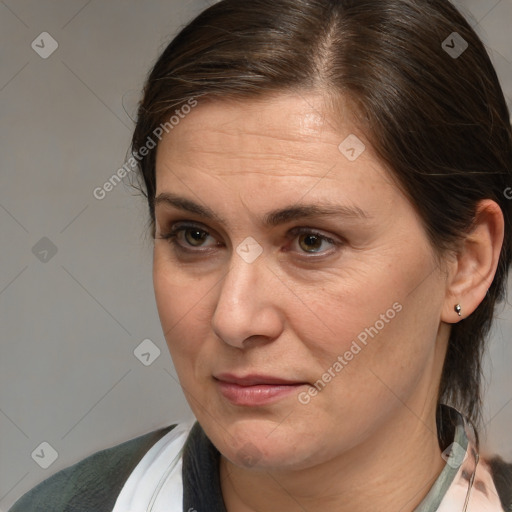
152, 92, 504, 512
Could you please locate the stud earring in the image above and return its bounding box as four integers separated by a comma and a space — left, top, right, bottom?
454, 304, 462, 317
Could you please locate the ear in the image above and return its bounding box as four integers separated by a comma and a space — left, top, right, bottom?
441, 199, 504, 323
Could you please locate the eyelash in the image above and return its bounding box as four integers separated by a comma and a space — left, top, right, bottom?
157, 222, 342, 258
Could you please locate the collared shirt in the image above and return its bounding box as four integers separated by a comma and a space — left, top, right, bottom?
113, 406, 509, 511
8, 406, 512, 511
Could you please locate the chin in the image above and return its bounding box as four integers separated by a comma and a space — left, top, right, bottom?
208, 416, 332, 471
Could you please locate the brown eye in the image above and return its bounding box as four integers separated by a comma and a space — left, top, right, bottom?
289, 227, 341, 256
298, 233, 324, 253
158, 222, 220, 253
184, 228, 209, 247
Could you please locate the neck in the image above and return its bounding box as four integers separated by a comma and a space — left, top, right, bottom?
220, 404, 447, 512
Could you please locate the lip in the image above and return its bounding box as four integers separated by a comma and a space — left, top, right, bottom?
214, 373, 306, 386
214, 373, 308, 406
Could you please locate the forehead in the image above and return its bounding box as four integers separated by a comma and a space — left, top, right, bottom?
173, 93, 335, 138
155, 92, 386, 184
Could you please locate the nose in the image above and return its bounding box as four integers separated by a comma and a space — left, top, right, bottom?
210, 248, 284, 349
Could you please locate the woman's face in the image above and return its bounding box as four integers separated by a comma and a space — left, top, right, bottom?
153, 93, 451, 470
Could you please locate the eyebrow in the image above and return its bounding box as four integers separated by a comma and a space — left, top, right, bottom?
154, 192, 370, 227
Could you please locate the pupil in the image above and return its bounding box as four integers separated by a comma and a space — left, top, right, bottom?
301, 234, 321, 252
187, 229, 207, 245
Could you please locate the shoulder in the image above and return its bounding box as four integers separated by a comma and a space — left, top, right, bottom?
8, 424, 177, 512
487, 455, 512, 511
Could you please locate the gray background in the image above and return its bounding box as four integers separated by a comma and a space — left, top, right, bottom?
0, 0, 511, 509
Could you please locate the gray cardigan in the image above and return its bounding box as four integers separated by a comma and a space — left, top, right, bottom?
8, 425, 176, 512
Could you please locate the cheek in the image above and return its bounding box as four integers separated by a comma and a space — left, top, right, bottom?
153, 249, 215, 360
295, 261, 405, 361
299, 247, 444, 401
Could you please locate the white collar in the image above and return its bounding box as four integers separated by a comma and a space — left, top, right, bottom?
112, 420, 195, 512
112, 413, 503, 512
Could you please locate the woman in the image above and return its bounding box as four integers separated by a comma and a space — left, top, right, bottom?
9, 0, 512, 510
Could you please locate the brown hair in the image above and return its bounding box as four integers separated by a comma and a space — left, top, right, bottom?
131, 0, 512, 426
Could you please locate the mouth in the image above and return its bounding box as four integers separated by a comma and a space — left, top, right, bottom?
213, 373, 308, 406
